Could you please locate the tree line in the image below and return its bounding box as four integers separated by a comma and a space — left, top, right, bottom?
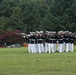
0, 0, 76, 35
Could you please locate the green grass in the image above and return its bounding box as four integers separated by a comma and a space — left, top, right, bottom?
0, 46, 76, 75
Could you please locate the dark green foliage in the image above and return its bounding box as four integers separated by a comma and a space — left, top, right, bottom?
0, 0, 76, 34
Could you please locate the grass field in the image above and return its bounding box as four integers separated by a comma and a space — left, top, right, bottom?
0, 46, 76, 75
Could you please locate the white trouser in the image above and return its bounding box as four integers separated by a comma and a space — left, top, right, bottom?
35, 44, 38, 53
66, 43, 69, 52
28, 44, 31, 53
63, 42, 65, 52
69, 43, 74, 52
48, 43, 52, 53
33, 44, 37, 53
31, 44, 35, 53
51, 43, 56, 53
45, 43, 48, 53
38, 44, 44, 53
58, 44, 63, 53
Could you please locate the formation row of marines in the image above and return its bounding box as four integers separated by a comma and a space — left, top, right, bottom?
25, 31, 76, 53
